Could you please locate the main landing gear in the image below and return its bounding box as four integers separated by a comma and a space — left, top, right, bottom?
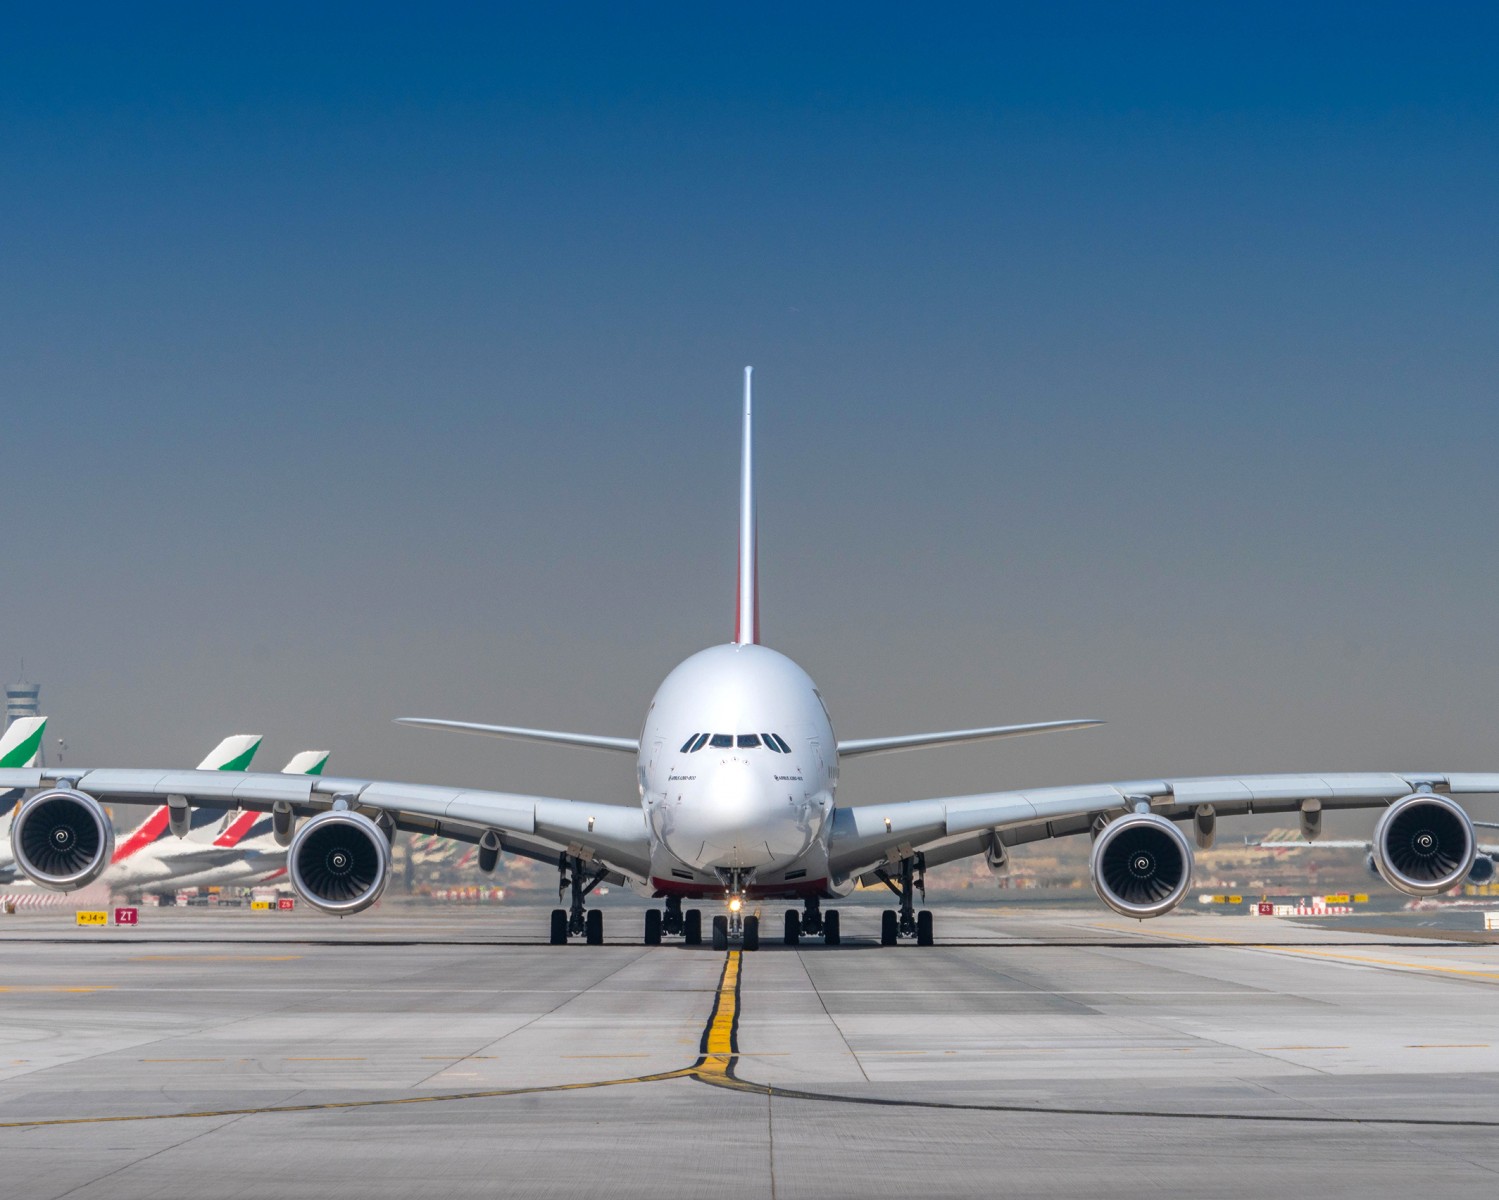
783, 897, 840, 946
642, 895, 703, 946
875, 852, 933, 946
550, 853, 608, 945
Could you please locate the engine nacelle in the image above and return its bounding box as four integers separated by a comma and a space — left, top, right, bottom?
1467, 855, 1496, 886
11, 789, 115, 891
288, 810, 391, 915
1371, 793, 1476, 897
1089, 811, 1194, 918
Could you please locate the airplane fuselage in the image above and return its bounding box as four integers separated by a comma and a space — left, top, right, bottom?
638, 643, 841, 898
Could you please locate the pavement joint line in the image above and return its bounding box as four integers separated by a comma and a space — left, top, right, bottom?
11, 946, 1499, 1131
1127, 927, 1499, 981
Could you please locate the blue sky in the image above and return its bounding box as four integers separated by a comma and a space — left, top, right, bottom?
4, 5, 1498, 813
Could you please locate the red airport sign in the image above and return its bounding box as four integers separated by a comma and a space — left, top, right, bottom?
114, 907, 139, 926
277, 897, 295, 911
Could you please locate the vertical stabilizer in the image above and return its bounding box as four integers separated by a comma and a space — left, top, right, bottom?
196, 734, 262, 772
735, 366, 759, 645
0, 716, 47, 769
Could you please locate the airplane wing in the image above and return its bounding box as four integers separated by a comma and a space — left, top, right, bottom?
0, 766, 651, 880
825, 771, 1499, 883
836, 719, 1102, 759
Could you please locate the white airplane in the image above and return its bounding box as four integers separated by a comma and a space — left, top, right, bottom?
4, 368, 1497, 949
112, 751, 330, 898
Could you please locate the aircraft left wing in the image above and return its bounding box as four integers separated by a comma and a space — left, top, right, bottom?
826, 770, 1499, 883
0, 766, 651, 881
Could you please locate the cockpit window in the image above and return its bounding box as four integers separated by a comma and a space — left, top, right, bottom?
736, 734, 761, 749
709, 733, 734, 749
692, 733, 710, 752
680, 734, 699, 753
769, 733, 792, 753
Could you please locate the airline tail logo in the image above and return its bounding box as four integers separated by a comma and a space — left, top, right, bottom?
0, 717, 47, 769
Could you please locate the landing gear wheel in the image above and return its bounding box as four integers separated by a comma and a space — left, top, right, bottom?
743, 914, 760, 951
823, 909, 841, 946
784, 909, 801, 945
684, 909, 702, 945
881, 909, 898, 946
549, 908, 568, 945
712, 914, 729, 951
644, 909, 662, 945
916, 909, 934, 946
586, 909, 604, 945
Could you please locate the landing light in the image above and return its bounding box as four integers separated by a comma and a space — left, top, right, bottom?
728, 896, 743, 913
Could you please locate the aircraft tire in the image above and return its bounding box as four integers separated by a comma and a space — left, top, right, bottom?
881, 909, 898, 946
783, 909, 800, 945
586, 909, 604, 945
712, 914, 729, 951
684, 909, 702, 945
743, 915, 760, 951
549, 909, 568, 945
823, 909, 841, 946
644, 909, 662, 945
916, 909, 934, 946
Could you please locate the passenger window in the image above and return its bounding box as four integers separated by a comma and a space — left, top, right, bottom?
679, 735, 699, 753
737, 734, 761, 749
710, 733, 734, 749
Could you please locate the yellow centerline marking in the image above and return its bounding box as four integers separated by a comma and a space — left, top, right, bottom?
696, 950, 741, 1079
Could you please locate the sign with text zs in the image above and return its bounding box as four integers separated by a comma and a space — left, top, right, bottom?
277, 898, 295, 911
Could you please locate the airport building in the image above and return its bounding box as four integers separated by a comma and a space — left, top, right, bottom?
5, 679, 41, 764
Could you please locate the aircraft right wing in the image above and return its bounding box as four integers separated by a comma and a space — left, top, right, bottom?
836, 719, 1103, 759
0, 766, 651, 884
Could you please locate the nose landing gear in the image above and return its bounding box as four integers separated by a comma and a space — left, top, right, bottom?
874, 852, 933, 946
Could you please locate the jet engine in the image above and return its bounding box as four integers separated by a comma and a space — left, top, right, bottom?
1467, 855, 1496, 886
1371, 793, 1476, 897
288, 810, 391, 915
1089, 812, 1194, 918
11, 789, 115, 890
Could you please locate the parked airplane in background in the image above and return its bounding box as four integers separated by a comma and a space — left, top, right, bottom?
1, 734, 259, 886
3, 369, 1496, 948
112, 751, 329, 900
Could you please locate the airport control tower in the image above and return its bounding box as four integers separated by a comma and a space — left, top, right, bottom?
5, 678, 42, 765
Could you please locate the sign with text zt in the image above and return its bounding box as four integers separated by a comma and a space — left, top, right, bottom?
114, 907, 139, 926
75, 911, 107, 927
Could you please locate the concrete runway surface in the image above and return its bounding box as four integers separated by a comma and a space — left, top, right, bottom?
4, 902, 1499, 1199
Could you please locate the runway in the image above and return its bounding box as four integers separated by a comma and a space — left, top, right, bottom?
4, 903, 1499, 1198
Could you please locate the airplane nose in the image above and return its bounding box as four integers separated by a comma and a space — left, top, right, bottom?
665, 758, 797, 870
